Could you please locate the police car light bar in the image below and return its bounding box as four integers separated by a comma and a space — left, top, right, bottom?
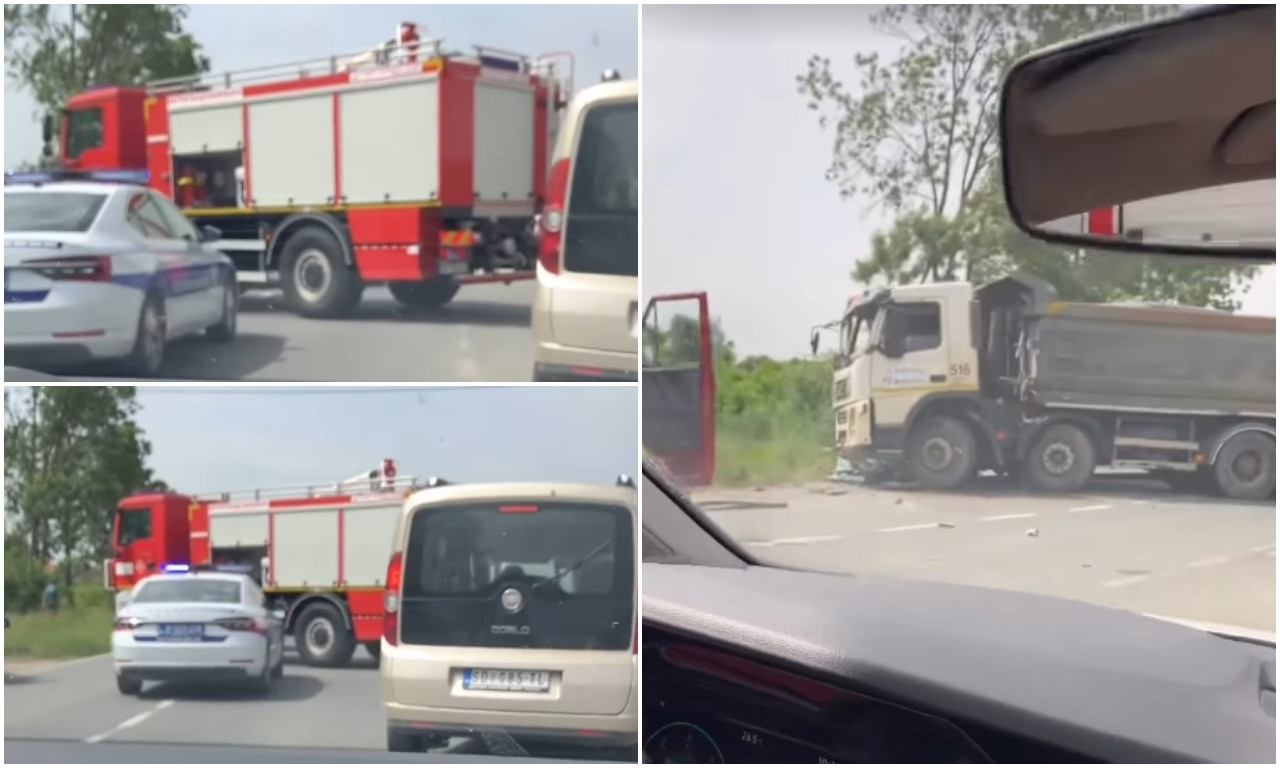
5, 168, 150, 186
161, 563, 192, 574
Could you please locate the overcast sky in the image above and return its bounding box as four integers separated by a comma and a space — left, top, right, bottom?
130, 386, 637, 494
642, 5, 1276, 359
3, 3, 638, 165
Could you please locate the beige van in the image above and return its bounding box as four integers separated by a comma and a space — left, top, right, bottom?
381, 477, 638, 757
531, 77, 639, 382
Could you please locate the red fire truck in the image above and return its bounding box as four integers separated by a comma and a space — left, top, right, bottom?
47, 22, 576, 318
107, 460, 419, 667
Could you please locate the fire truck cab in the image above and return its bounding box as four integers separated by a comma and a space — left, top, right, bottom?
49, 24, 578, 319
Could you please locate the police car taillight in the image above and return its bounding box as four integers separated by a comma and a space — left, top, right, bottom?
23, 255, 111, 283
218, 617, 267, 634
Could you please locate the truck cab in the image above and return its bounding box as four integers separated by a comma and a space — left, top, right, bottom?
107, 492, 195, 596
53, 86, 149, 173
826, 282, 980, 470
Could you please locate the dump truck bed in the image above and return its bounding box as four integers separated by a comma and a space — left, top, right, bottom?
1023, 302, 1275, 416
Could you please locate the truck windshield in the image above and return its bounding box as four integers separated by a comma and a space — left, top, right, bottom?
116, 509, 152, 547
66, 107, 104, 160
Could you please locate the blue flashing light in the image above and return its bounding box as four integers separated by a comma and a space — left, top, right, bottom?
5, 168, 150, 187
161, 563, 191, 574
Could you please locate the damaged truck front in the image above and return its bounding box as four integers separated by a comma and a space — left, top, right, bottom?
824, 275, 1275, 500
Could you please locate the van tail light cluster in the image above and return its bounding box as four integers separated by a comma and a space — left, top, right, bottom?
538, 158, 571, 275
383, 552, 404, 647
217, 617, 268, 635
23, 255, 112, 283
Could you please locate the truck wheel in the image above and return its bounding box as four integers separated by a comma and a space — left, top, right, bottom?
905, 416, 978, 490
294, 603, 356, 668
1025, 423, 1096, 494
389, 278, 460, 313
278, 227, 362, 319
1212, 432, 1275, 501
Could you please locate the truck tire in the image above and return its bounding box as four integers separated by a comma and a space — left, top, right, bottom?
1025, 423, 1096, 494
278, 227, 362, 319
905, 416, 978, 490
388, 278, 460, 313
1212, 432, 1275, 501
294, 602, 356, 668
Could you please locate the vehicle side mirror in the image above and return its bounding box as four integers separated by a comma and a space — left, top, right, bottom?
199, 224, 222, 243
41, 113, 54, 144
809, 330, 820, 356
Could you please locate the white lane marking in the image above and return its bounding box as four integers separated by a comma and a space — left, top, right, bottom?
1187, 555, 1231, 569
1103, 574, 1150, 589
749, 534, 844, 547
981, 512, 1036, 522
875, 522, 950, 533
1069, 504, 1112, 513
86, 699, 174, 743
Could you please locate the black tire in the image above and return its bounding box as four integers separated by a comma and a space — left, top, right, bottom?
387, 727, 423, 753
363, 641, 382, 662
1157, 469, 1220, 497
293, 602, 356, 668
388, 278, 460, 313
247, 654, 273, 695
206, 276, 238, 342
116, 674, 143, 696
121, 292, 166, 377
905, 415, 978, 490
272, 647, 286, 679
1212, 432, 1275, 502
278, 226, 362, 319
1025, 422, 1096, 494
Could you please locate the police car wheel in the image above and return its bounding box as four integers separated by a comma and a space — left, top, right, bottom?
206, 280, 238, 342
247, 655, 273, 695
116, 674, 142, 696
121, 294, 166, 377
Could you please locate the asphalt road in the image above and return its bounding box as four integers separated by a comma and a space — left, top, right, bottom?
3, 646, 627, 762
161, 282, 536, 382
693, 476, 1276, 633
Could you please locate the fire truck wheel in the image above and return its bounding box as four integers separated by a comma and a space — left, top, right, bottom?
905, 415, 978, 490
116, 674, 143, 696
1213, 432, 1276, 502
278, 227, 362, 319
1025, 422, 1097, 494
294, 602, 356, 668
206, 279, 238, 342
388, 278, 460, 313
121, 293, 167, 377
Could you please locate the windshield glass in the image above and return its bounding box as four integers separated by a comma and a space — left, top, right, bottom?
4, 191, 106, 233
132, 578, 241, 604
642, 4, 1276, 640
66, 107, 104, 159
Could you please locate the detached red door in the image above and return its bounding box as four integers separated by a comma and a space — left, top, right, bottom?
642, 292, 716, 487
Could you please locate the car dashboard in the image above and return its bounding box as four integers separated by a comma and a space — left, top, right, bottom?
643, 626, 1092, 764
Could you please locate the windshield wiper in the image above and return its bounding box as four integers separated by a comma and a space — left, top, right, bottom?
533, 539, 614, 589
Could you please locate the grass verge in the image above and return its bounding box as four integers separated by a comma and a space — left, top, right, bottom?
4, 603, 114, 659
715, 423, 831, 487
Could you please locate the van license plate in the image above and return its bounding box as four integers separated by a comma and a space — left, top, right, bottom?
463, 668, 551, 692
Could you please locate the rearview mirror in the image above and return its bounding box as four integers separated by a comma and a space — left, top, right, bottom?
1000, 5, 1275, 260
809, 329, 820, 356
41, 113, 54, 144
199, 224, 222, 243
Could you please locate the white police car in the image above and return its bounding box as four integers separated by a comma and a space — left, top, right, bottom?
4, 170, 237, 377
113, 564, 285, 696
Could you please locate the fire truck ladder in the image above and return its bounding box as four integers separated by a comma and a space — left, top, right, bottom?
193, 460, 418, 503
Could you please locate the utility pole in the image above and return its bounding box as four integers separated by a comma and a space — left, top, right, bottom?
69, 4, 78, 86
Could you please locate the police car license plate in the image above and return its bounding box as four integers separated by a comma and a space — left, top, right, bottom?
157, 623, 204, 641
463, 668, 551, 692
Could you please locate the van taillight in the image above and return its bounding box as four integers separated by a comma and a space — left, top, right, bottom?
633, 618, 638, 655
24, 255, 112, 283
499, 505, 539, 514
383, 552, 403, 647
538, 158, 571, 275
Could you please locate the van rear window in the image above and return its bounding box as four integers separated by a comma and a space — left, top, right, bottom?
563, 100, 638, 278
400, 501, 635, 650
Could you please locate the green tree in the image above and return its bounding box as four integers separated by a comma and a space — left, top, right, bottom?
797, 4, 1256, 310
4, 4, 210, 115
4, 387, 165, 603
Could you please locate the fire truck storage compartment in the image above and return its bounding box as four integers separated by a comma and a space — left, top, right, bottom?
169, 102, 243, 155
248, 93, 337, 207
473, 80, 536, 203
210, 511, 270, 548
339, 79, 440, 206
341, 502, 402, 586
